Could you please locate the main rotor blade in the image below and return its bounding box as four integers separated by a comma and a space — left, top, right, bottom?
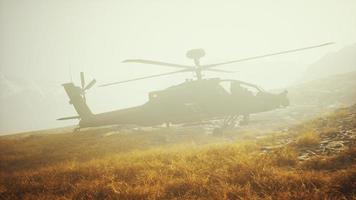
201, 42, 334, 69
80, 72, 85, 89
123, 59, 194, 69
57, 116, 80, 120
99, 69, 191, 87
84, 79, 97, 91
205, 69, 235, 73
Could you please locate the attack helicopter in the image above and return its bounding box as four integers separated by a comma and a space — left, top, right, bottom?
58, 43, 333, 131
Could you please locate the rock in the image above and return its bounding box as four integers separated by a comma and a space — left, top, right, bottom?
326, 141, 344, 149
260, 144, 284, 151
320, 139, 331, 144
255, 135, 269, 140
298, 153, 310, 161
306, 150, 317, 155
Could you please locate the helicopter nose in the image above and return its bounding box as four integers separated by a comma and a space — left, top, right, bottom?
281, 96, 290, 107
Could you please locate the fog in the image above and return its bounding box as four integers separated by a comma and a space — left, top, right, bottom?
1, 0, 356, 133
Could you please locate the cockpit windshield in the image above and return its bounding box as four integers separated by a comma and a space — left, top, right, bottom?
219, 81, 231, 94
219, 80, 263, 96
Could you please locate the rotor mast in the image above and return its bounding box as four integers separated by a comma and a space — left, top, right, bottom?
186, 48, 206, 80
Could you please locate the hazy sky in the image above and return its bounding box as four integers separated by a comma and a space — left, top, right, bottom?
1, 0, 356, 132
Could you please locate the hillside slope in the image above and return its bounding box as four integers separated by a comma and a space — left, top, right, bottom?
0, 104, 355, 199
239, 71, 356, 134
289, 70, 356, 106
301, 43, 356, 82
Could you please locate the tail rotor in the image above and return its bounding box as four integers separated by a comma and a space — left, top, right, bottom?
57, 72, 96, 123
79, 72, 96, 102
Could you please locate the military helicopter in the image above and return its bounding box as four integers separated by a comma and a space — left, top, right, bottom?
58, 43, 333, 131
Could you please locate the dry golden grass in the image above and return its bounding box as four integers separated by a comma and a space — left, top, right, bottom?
0, 105, 355, 199
295, 130, 321, 147
0, 135, 355, 199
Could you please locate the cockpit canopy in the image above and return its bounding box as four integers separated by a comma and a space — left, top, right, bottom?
219, 80, 264, 96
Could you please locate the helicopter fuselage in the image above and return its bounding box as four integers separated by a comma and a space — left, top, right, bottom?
61, 78, 289, 129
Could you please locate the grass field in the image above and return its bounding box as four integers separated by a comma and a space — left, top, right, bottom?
0, 106, 355, 199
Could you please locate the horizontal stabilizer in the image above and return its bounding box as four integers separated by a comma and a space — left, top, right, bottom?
57, 116, 80, 120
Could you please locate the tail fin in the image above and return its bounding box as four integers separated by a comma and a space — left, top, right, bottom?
62, 83, 93, 119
